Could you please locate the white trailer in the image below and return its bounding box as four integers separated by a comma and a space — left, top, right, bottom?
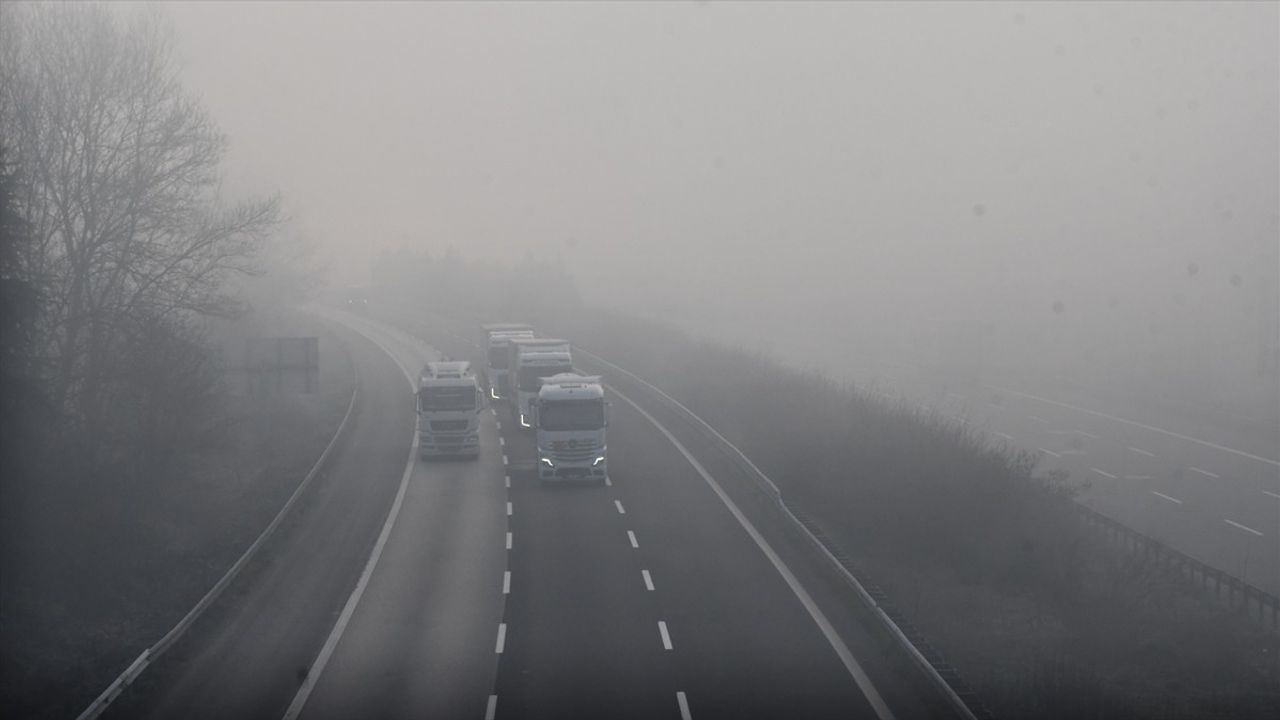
481, 323, 534, 400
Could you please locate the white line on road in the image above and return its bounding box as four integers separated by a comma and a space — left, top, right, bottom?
495, 623, 507, 653
677, 692, 692, 720
991, 431, 1014, 441
504, 475, 510, 488
1188, 467, 1220, 479
1058, 449, 1085, 456
1264, 491, 1280, 501
1091, 468, 1118, 480
1150, 491, 1183, 505
1037, 448, 1061, 458
485, 695, 497, 720
506, 532, 512, 550
608, 384, 896, 720
658, 621, 673, 650
1224, 519, 1264, 537
986, 384, 1280, 467
605, 476, 613, 486
495, 421, 502, 430
1128, 447, 1156, 458
1075, 430, 1099, 439
614, 499, 626, 515
283, 326, 421, 720
1124, 475, 1153, 480
503, 571, 511, 594
642, 569, 655, 591
502, 454, 508, 466
498, 436, 505, 447
506, 501, 513, 516
627, 530, 639, 548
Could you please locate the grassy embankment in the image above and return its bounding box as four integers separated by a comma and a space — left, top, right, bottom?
0, 310, 353, 720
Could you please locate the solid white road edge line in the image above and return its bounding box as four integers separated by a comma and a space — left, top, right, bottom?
986, 384, 1280, 467
658, 621, 673, 650
609, 385, 896, 720
1224, 519, 1264, 537
283, 324, 421, 720
677, 691, 692, 720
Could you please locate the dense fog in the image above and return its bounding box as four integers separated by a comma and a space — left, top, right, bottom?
161, 1, 1277, 419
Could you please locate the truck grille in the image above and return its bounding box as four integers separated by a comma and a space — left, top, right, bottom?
430, 420, 468, 431
550, 447, 599, 462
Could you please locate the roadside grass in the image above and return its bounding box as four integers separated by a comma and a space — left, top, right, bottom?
0, 311, 353, 720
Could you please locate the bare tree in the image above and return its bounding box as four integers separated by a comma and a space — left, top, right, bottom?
0, 2, 280, 438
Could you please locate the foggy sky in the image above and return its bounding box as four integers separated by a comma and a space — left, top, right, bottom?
153, 1, 1277, 409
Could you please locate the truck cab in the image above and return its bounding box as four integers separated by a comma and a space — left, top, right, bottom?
507, 338, 573, 429
534, 374, 609, 484
416, 361, 483, 458
481, 324, 534, 400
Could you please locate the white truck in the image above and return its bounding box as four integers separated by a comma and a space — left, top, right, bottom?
481, 324, 534, 400
416, 361, 483, 458
506, 337, 573, 429
533, 374, 609, 484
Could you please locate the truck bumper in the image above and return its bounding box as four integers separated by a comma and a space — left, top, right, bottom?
537, 461, 607, 483
419, 434, 481, 458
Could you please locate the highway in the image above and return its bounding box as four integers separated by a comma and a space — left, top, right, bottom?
107, 310, 950, 720
864, 372, 1280, 596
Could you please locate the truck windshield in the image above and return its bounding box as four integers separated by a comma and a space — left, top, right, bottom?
419, 386, 476, 411
487, 346, 508, 369
518, 363, 574, 392
539, 399, 605, 431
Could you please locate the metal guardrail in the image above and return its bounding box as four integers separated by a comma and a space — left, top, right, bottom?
572, 347, 991, 720
76, 332, 361, 720
1076, 503, 1280, 637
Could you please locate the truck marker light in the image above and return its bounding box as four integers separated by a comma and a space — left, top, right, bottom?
520, 414, 531, 428
490, 388, 499, 400
540, 458, 554, 467
593, 456, 605, 466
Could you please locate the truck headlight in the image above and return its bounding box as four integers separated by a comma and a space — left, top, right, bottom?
540, 457, 555, 468
593, 456, 605, 466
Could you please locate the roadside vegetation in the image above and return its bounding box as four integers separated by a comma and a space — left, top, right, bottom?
0, 5, 338, 717
373, 248, 1278, 719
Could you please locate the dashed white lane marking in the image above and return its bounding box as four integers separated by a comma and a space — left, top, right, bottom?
506, 501, 513, 516
1224, 519, 1264, 537
1075, 430, 1099, 439
642, 569, 655, 591
1037, 448, 1061, 458
676, 692, 692, 720
988, 384, 1280, 467
1091, 468, 1118, 480
614, 500, 626, 515
1058, 449, 1085, 456
1128, 447, 1156, 458
607, 384, 896, 720
1264, 490, 1280, 501
485, 695, 498, 720
498, 436, 505, 447
1151, 490, 1183, 505
1124, 475, 1153, 480
495, 623, 507, 653
504, 475, 510, 488
1188, 467, 1220, 479
627, 530, 639, 548
503, 571, 511, 594
502, 454, 508, 466
506, 532, 513, 550
991, 431, 1014, 441
658, 621, 673, 650
605, 476, 613, 486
